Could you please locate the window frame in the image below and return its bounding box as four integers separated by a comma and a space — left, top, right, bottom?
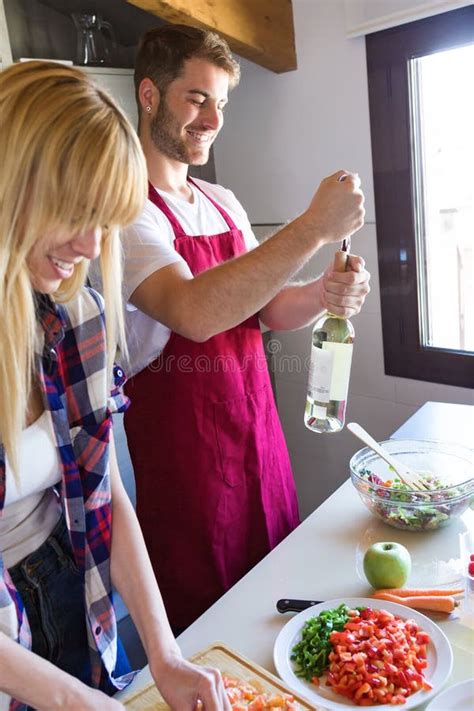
366, 5, 474, 389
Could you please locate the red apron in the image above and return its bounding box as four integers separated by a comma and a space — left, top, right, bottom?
124, 180, 299, 631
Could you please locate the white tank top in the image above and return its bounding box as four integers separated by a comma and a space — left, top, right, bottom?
0, 410, 62, 569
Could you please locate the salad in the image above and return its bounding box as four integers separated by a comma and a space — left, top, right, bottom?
291, 604, 432, 706
358, 469, 471, 531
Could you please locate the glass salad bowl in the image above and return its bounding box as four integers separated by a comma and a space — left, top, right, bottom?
350, 439, 474, 531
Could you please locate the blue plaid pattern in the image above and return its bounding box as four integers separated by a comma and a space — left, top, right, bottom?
0, 288, 135, 711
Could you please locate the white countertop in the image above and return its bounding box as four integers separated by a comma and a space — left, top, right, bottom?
118, 402, 474, 708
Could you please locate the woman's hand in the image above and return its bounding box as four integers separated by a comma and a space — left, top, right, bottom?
152, 653, 231, 711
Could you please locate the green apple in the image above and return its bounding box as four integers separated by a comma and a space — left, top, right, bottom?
363, 541, 411, 589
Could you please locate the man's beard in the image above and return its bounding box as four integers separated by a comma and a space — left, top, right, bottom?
150, 100, 210, 166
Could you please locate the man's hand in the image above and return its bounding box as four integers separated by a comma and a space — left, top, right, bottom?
152, 653, 231, 711
319, 254, 370, 318
305, 170, 365, 246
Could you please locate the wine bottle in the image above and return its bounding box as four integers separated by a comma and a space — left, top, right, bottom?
304, 249, 354, 433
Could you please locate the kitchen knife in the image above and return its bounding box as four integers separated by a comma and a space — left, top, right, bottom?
276, 598, 323, 613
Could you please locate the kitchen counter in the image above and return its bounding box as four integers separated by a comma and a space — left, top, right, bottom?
118, 401, 474, 708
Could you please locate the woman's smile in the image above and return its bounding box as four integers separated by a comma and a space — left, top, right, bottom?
28, 226, 101, 293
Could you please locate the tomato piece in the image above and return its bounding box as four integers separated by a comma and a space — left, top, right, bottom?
324, 607, 431, 705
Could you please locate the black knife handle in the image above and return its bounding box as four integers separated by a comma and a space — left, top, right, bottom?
276, 598, 322, 613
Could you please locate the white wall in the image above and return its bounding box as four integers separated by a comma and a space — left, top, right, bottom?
344, 0, 473, 36
213, 0, 474, 519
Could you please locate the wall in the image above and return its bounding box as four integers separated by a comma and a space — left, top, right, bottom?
213, 0, 474, 519
344, 0, 473, 36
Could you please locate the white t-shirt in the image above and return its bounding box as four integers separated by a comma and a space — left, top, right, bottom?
0, 410, 62, 568
121, 178, 259, 377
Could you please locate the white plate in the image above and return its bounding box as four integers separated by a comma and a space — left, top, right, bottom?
273, 597, 453, 711
425, 678, 474, 710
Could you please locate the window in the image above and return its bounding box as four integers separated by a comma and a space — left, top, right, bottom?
366, 5, 474, 388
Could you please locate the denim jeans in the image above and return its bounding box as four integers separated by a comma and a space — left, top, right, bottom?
8, 516, 130, 706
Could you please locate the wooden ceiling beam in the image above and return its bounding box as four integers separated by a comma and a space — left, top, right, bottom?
126, 0, 297, 73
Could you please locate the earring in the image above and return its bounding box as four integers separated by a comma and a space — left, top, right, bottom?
146, 105, 152, 113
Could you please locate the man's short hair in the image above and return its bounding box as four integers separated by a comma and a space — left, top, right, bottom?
134, 24, 240, 109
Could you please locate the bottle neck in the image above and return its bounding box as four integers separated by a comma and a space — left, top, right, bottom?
326, 310, 350, 320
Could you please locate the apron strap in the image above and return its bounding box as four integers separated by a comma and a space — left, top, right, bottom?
148, 178, 241, 238
148, 182, 187, 238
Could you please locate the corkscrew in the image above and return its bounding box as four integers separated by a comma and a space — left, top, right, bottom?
337, 171, 352, 256
335, 235, 351, 273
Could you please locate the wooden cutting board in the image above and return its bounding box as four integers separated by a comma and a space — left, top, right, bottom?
122, 642, 315, 710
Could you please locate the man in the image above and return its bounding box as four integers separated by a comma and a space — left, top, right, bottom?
121, 25, 369, 632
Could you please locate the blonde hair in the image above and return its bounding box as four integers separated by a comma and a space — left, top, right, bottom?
0, 61, 147, 472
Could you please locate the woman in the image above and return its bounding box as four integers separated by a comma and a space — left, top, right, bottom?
0, 61, 230, 711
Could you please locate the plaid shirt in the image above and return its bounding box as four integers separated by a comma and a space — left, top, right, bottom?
0, 288, 135, 711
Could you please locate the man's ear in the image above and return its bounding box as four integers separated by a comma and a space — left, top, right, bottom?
138, 78, 159, 114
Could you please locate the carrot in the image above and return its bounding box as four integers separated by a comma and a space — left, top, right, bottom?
373, 587, 464, 597
371, 591, 459, 613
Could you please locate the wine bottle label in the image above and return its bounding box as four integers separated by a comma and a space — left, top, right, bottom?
308, 342, 353, 403
322, 341, 353, 400
307, 346, 333, 403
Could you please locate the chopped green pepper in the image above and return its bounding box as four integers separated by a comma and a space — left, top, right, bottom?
290, 603, 352, 681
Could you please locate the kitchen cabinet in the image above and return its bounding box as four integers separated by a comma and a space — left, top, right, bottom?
82, 66, 137, 125
0, 0, 11, 67
0, 1, 138, 123
0, 0, 158, 68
